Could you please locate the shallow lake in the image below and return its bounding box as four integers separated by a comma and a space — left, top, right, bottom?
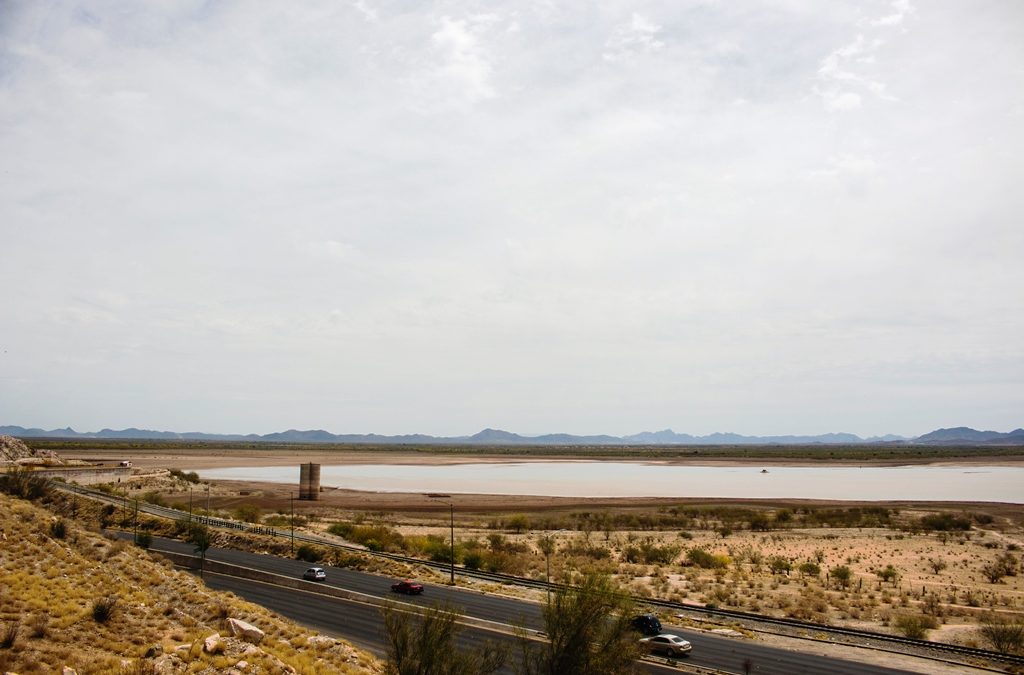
194, 462, 1024, 502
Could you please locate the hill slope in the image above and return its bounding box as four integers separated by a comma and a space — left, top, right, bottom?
0, 492, 381, 674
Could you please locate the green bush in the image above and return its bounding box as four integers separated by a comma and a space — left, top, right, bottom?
768, 556, 792, 575
0, 467, 51, 500
49, 520, 67, 539
233, 503, 262, 523
296, 544, 324, 562
798, 561, 821, 577
893, 614, 938, 639
506, 514, 530, 533
919, 513, 971, 531
168, 469, 200, 484
140, 491, 166, 507
876, 564, 900, 584
686, 548, 729, 569
328, 522, 406, 552
830, 565, 853, 588
423, 538, 454, 563
749, 514, 772, 531
804, 507, 892, 528
623, 541, 679, 565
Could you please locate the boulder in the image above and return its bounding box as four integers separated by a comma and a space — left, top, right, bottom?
203, 633, 225, 654
151, 654, 186, 674
226, 618, 265, 645
0, 436, 64, 465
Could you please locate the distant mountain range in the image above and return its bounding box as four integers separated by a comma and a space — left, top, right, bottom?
2, 425, 1022, 446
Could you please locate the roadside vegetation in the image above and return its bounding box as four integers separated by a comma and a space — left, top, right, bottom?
381, 572, 642, 675
382, 602, 506, 675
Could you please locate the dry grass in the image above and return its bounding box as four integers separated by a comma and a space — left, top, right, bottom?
338, 502, 1023, 649
0, 492, 383, 674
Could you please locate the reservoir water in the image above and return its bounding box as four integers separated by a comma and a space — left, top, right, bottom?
195, 462, 1024, 502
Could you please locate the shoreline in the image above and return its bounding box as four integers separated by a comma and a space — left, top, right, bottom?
53, 446, 1024, 510
204, 478, 1024, 513
53, 446, 1024, 470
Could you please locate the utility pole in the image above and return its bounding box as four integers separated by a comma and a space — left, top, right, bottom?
290, 492, 295, 555
188, 488, 193, 524
133, 498, 139, 544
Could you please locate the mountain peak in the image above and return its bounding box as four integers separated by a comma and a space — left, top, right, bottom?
470, 428, 522, 442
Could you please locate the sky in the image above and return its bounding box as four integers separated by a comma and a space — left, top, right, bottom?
1, 1, 1022, 438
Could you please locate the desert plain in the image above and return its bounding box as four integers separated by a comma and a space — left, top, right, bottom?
49, 442, 1024, 654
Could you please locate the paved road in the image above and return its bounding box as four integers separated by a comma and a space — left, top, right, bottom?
144, 536, 922, 675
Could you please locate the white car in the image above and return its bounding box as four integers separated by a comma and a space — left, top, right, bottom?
302, 567, 326, 581
639, 633, 692, 657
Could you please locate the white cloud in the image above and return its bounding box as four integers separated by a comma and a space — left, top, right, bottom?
1, 1, 1022, 437
871, 0, 916, 27
409, 14, 499, 111
816, 32, 895, 111
352, 0, 378, 23
309, 240, 358, 262
603, 12, 665, 62
822, 90, 862, 111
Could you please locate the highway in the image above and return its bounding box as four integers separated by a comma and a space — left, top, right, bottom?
142, 536, 924, 675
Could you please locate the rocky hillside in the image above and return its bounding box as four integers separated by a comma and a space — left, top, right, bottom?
0, 492, 382, 674
0, 435, 65, 465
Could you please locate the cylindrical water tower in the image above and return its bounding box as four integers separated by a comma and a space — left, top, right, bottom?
299, 463, 321, 500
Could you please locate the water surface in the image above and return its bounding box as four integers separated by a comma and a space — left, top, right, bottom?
195, 462, 1024, 502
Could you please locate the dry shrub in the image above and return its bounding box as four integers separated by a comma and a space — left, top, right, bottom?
28, 613, 48, 639
105, 538, 129, 561
209, 601, 231, 628
980, 614, 1024, 654
120, 659, 158, 675
92, 596, 118, 623
1, 621, 19, 649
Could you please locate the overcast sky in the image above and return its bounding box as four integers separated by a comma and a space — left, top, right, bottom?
1, 1, 1022, 438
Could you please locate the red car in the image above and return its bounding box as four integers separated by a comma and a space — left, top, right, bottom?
391, 579, 424, 595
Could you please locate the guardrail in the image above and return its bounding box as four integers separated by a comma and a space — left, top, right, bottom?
54, 481, 1024, 668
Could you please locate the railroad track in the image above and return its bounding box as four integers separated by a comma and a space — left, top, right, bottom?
55, 481, 1024, 669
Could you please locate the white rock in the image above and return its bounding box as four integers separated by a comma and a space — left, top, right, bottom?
227, 618, 265, 645
307, 635, 335, 648
203, 633, 225, 654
